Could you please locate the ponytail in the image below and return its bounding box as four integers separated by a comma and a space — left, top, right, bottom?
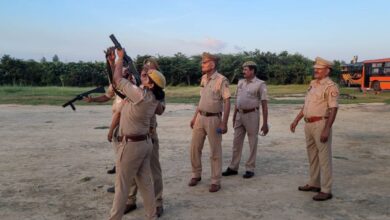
152, 85, 165, 101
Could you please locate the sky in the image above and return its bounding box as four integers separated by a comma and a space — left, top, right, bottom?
0, 0, 389, 62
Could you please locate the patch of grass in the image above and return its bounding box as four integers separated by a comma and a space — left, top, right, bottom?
269, 99, 305, 104
0, 86, 110, 106
267, 84, 308, 95
0, 85, 389, 105
338, 88, 390, 104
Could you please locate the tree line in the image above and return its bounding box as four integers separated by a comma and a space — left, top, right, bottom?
0, 50, 342, 87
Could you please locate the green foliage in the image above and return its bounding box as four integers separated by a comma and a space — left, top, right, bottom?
0, 55, 108, 87
52, 54, 60, 62
0, 51, 331, 86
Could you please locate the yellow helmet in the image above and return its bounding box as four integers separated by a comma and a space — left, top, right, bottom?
148, 69, 166, 89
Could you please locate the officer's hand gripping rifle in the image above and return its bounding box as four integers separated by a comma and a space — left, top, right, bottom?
104, 47, 126, 99
62, 86, 106, 111
109, 34, 141, 86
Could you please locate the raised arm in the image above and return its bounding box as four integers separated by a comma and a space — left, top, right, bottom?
113, 49, 124, 87
113, 49, 143, 103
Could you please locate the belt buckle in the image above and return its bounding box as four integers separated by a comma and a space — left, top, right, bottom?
238, 109, 244, 114
304, 118, 309, 123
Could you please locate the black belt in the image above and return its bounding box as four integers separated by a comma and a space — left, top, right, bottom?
238, 107, 259, 114
118, 134, 148, 142
199, 110, 222, 117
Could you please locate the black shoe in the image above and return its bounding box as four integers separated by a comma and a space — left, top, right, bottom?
107, 166, 116, 174
209, 184, 221, 193
156, 206, 164, 217
243, 171, 254, 179
107, 186, 115, 193
222, 167, 238, 176
124, 204, 137, 214
313, 192, 333, 201
188, 177, 201, 187
298, 184, 321, 192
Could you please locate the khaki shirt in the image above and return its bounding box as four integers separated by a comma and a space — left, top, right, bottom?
198, 71, 231, 113
303, 77, 339, 117
235, 77, 268, 110
150, 101, 165, 129
116, 77, 158, 136
105, 84, 125, 114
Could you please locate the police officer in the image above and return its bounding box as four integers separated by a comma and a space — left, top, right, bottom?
188, 52, 231, 193
222, 61, 269, 179
125, 57, 166, 217
290, 57, 339, 201
83, 48, 131, 193
109, 49, 166, 220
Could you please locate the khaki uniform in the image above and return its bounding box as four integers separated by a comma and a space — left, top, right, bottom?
303, 77, 339, 194
109, 69, 158, 219
229, 77, 268, 172
191, 71, 231, 185
105, 85, 125, 154
127, 113, 164, 208
105, 85, 125, 115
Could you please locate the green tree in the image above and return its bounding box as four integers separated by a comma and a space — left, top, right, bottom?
52, 54, 60, 62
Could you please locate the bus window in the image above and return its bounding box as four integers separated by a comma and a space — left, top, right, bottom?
384, 67, 390, 75
372, 68, 379, 75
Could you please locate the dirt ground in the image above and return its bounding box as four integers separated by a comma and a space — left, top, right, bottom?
0, 103, 389, 220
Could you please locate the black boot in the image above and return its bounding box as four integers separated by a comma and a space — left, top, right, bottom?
124, 204, 137, 214
243, 171, 254, 179
107, 166, 116, 174
222, 167, 238, 176
107, 186, 115, 193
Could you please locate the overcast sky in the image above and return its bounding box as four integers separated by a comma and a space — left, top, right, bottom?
1, 0, 389, 62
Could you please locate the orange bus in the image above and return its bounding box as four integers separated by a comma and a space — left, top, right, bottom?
362, 58, 390, 91
340, 62, 363, 87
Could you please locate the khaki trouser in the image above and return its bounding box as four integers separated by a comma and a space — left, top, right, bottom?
109, 139, 157, 220
113, 126, 120, 154
112, 126, 139, 206
304, 119, 333, 194
229, 110, 260, 172
127, 131, 164, 208
190, 113, 222, 185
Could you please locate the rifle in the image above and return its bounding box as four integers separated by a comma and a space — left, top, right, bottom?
109, 34, 141, 86
62, 86, 106, 111
105, 57, 126, 99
